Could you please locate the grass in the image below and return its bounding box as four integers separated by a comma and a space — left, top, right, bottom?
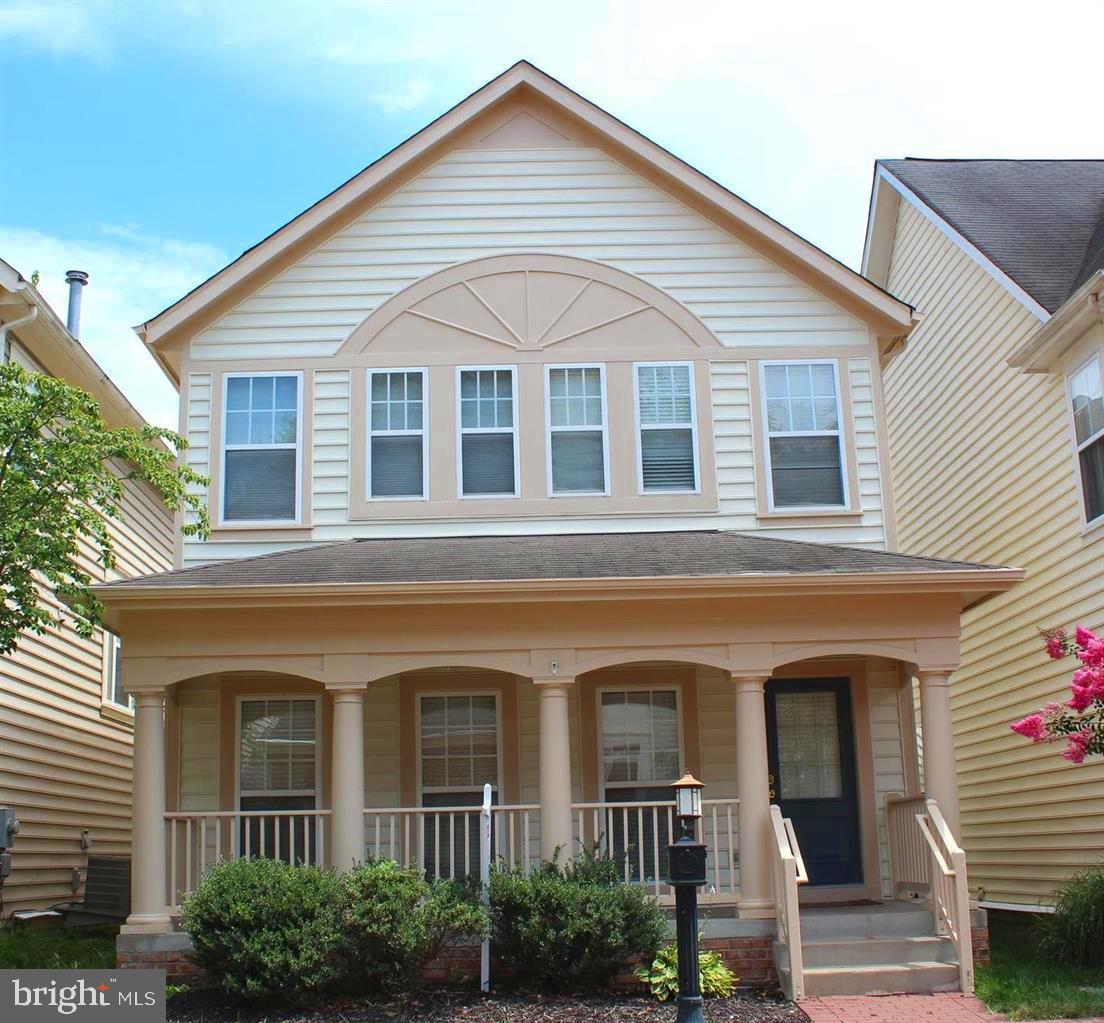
0, 923, 118, 970
976, 911, 1104, 1020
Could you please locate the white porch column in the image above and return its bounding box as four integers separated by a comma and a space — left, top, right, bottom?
534, 677, 575, 862
329, 685, 367, 871
122, 689, 171, 933
917, 670, 961, 838
733, 674, 773, 918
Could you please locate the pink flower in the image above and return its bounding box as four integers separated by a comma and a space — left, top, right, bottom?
1043, 626, 1069, 660
1068, 685, 1095, 712
1078, 637, 1104, 670
1062, 729, 1092, 765
1010, 714, 1047, 741
1074, 625, 1098, 650
1041, 701, 1065, 720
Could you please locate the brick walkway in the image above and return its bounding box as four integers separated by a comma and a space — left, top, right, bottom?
800, 994, 1000, 1022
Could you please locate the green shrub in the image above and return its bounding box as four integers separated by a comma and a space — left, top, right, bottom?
339, 860, 487, 993
1035, 863, 1104, 968
181, 857, 344, 1002
634, 941, 737, 1001
488, 851, 666, 991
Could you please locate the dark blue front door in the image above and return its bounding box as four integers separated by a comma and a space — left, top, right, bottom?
765, 678, 862, 886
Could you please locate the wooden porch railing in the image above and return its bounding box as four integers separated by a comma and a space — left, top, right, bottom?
886, 794, 973, 993
770, 804, 808, 1000
571, 798, 739, 903
164, 810, 331, 908
362, 804, 539, 880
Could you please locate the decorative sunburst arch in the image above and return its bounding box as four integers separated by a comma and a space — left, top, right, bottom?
337, 252, 725, 355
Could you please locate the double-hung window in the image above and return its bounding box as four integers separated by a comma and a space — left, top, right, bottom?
103, 630, 130, 710
368, 369, 427, 499
761, 361, 847, 509
1068, 353, 1104, 525
458, 367, 517, 497
222, 373, 301, 522
635, 362, 698, 492
546, 365, 608, 494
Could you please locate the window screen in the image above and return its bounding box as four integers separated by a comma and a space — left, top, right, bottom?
763, 362, 845, 508
369, 370, 426, 498
1069, 355, 1104, 523
548, 366, 606, 493
636, 364, 696, 491
459, 369, 516, 496
223, 375, 299, 521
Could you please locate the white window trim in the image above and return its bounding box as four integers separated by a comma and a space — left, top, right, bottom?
1066, 349, 1104, 531
597, 684, 685, 804
220, 370, 304, 526
100, 629, 133, 718
758, 358, 850, 513
455, 365, 520, 499
544, 363, 610, 497
234, 694, 323, 808
415, 691, 504, 805
632, 361, 701, 496
365, 367, 429, 502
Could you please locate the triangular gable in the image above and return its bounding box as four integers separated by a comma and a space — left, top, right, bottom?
140, 61, 914, 383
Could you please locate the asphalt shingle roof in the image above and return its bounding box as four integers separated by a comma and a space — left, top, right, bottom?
99, 531, 1001, 590
883, 159, 1104, 313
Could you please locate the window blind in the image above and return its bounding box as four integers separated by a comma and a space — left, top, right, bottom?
461, 434, 515, 495
768, 436, 844, 507
224, 449, 296, 520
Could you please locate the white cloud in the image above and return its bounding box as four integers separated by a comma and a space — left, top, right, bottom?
0, 224, 226, 429
0, 0, 112, 61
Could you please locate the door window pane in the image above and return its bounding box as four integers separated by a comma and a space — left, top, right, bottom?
774, 691, 842, 799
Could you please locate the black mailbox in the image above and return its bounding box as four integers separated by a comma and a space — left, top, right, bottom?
667, 840, 707, 886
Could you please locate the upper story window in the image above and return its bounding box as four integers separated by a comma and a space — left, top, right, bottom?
546, 365, 608, 495
1068, 353, 1104, 525
223, 373, 301, 522
635, 363, 698, 493
761, 360, 846, 509
368, 369, 427, 500
457, 367, 517, 497
103, 630, 130, 710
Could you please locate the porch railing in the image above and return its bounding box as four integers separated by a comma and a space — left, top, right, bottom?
886, 795, 973, 993
165, 810, 331, 908
571, 798, 739, 903
363, 804, 540, 880
770, 804, 807, 1000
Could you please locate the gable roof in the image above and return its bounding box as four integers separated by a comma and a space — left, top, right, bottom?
99, 529, 1012, 593
137, 61, 914, 382
868, 159, 1104, 316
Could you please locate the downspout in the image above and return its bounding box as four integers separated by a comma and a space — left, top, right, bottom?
0, 306, 39, 364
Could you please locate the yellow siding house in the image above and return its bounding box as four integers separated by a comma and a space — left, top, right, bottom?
864, 160, 1104, 910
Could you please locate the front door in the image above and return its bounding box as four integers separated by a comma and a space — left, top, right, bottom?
765, 678, 862, 886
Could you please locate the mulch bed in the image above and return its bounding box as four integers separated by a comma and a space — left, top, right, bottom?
168, 989, 810, 1022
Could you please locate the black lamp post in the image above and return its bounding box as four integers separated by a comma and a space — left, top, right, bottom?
667, 772, 706, 1023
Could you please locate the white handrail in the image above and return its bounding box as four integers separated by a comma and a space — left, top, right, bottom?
770, 804, 805, 1001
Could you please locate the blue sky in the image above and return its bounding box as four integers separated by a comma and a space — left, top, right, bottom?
1, 0, 1099, 428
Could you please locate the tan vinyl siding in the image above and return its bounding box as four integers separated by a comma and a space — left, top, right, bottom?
193, 148, 865, 361
883, 198, 1104, 907
0, 458, 173, 918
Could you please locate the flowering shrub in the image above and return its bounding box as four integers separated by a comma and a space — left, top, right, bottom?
1010, 626, 1104, 764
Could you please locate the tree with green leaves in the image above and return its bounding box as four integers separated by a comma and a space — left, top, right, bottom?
0, 361, 209, 654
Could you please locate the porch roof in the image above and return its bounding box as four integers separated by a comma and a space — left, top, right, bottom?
100, 530, 1010, 591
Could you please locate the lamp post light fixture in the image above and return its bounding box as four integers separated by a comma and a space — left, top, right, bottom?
667, 772, 707, 1023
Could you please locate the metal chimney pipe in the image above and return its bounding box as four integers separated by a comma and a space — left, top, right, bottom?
64, 270, 89, 337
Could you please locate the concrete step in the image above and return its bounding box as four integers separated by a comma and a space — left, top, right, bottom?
799, 905, 935, 940
798, 935, 957, 967
798, 960, 961, 996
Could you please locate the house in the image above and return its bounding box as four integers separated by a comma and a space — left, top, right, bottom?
99, 64, 1024, 997
863, 159, 1104, 914
0, 259, 174, 917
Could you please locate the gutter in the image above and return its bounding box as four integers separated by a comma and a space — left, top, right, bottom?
0, 305, 39, 363
1008, 270, 1104, 372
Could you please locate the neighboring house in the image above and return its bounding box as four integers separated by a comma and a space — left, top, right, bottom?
100, 64, 1024, 997
0, 259, 174, 917
863, 159, 1104, 913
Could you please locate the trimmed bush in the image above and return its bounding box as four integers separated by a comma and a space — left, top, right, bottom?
339, 860, 487, 993
488, 850, 666, 991
181, 857, 344, 1002
1035, 863, 1104, 968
